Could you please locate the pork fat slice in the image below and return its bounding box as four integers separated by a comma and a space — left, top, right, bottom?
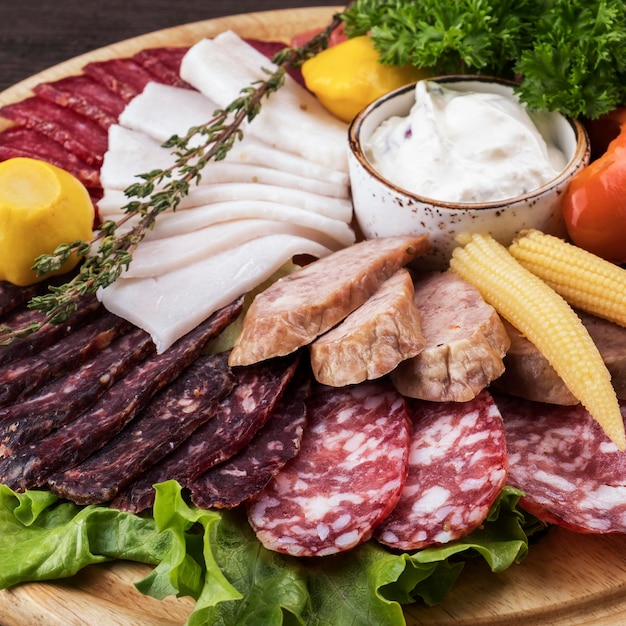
229, 235, 430, 366
180, 31, 349, 171
98, 234, 334, 353
310, 268, 425, 387
390, 271, 510, 402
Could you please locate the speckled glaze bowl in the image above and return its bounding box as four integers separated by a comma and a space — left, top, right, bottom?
348, 76, 590, 270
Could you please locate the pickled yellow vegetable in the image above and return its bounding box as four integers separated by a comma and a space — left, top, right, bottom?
301, 35, 430, 123
0, 158, 94, 286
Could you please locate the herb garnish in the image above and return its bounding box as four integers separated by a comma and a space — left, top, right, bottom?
0, 8, 347, 345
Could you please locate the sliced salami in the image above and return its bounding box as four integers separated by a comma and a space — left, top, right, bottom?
0, 97, 108, 165
0, 327, 155, 457
0, 297, 242, 490
0, 127, 101, 189
34, 75, 125, 128
132, 47, 191, 88
189, 367, 309, 509
375, 390, 508, 550
496, 394, 626, 533
83, 58, 159, 103
0, 282, 37, 319
0, 311, 130, 407
0, 294, 101, 367
111, 353, 300, 513
247, 380, 411, 557
48, 352, 235, 504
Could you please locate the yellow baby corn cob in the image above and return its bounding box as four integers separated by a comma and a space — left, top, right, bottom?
450, 232, 625, 450
509, 229, 626, 328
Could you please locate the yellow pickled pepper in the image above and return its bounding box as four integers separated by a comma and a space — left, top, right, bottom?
0, 157, 94, 286
301, 35, 431, 123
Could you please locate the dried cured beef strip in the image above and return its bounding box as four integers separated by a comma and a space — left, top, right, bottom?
0, 97, 108, 165
132, 47, 191, 88
0, 127, 101, 189
247, 380, 411, 557
375, 390, 508, 550
0, 327, 154, 457
189, 367, 309, 509
496, 394, 626, 533
34, 75, 125, 129
0, 296, 242, 491
48, 352, 235, 504
0, 282, 37, 319
0, 294, 101, 367
83, 58, 159, 103
0, 311, 130, 407
112, 353, 300, 513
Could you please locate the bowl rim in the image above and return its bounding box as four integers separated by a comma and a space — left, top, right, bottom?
348, 74, 590, 210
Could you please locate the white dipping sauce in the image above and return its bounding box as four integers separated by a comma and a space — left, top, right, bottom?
365, 80, 567, 203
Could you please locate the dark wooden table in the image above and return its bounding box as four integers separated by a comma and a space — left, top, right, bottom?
0, 1, 343, 93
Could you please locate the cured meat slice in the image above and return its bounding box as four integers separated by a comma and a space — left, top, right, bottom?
0, 127, 101, 188
0, 282, 36, 318
0, 327, 155, 457
390, 271, 510, 402
112, 354, 300, 513
0, 294, 101, 366
375, 391, 508, 550
132, 47, 191, 88
0, 97, 108, 165
48, 352, 236, 504
229, 234, 429, 366
0, 297, 242, 491
494, 312, 626, 404
82, 58, 159, 102
247, 380, 411, 557
34, 75, 125, 128
0, 311, 130, 407
189, 367, 309, 509
496, 394, 626, 533
309, 268, 425, 386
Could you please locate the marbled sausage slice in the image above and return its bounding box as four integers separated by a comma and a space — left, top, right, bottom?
375, 391, 508, 550
309, 268, 424, 386
229, 234, 429, 366
390, 271, 510, 402
189, 367, 309, 509
496, 394, 626, 533
247, 380, 411, 557
47, 352, 235, 504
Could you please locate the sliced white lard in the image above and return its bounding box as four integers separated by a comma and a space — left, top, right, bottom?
180, 31, 349, 171
98, 182, 352, 222
97, 234, 334, 353
123, 218, 344, 278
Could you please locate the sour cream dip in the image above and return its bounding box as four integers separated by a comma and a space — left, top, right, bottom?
365, 80, 567, 203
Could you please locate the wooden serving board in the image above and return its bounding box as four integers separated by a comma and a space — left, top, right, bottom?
1, 6, 626, 625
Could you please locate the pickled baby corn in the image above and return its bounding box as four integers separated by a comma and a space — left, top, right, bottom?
450, 232, 626, 450
509, 229, 626, 328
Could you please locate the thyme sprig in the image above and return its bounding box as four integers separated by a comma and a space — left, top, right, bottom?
0, 8, 347, 346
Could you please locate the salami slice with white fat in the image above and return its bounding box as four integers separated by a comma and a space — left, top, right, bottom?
247, 380, 411, 557
496, 394, 626, 533
375, 390, 508, 550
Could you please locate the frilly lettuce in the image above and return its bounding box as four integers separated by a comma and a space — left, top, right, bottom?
0, 481, 543, 626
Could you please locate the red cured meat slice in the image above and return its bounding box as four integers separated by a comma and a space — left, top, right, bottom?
0, 97, 108, 165
0, 311, 131, 407
111, 353, 300, 514
34, 75, 125, 128
496, 394, 626, 533
375, 390, 508, 550
189, 368, 309, 509
0, 297, 243, 491
48, 352, 236, 504
0, 127, 101, 188
0, 327, 155, 457
0, 282, 37, 319
0, 294, 100, 367
247, 380, 411, 557
132, 47, 191, 88
82, 58, 159, 103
